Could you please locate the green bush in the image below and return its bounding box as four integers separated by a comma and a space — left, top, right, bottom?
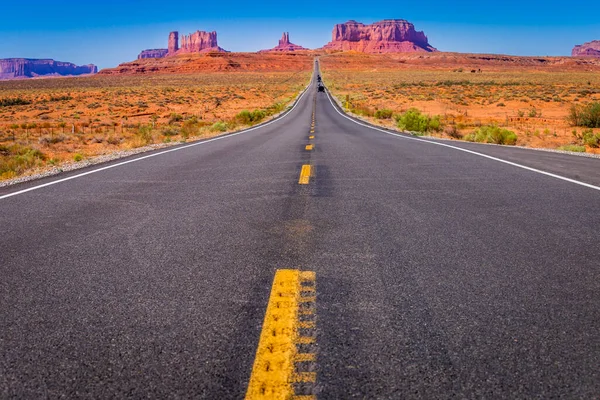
161, 127, 179, 137
394, 108, 443, 134
579, 129, 600, 148
374, 109, 393, 119
464, 125, 517, 145
235, 109, 267, 125
137, 125, 154, 145
0, 98, 31, 107
0, 144, 46, 178
168, 113, 184, 124
568, 102, 600, 128
210, 122, 228, 132
557, 144, 586, 152
73, 154, 83, 162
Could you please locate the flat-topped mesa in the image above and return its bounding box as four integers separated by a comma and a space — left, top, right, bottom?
259, 32, 309, 52
322, 19, 437, 53
138, 49, 168, 59
167, 30, 227, 55
0, 58, 97, 80
572, 40, 600, 57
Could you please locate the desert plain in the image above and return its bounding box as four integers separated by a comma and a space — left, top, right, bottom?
1, 50, 600, 182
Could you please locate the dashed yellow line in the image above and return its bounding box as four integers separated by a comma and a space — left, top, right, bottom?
305, 144, 314, 151
298, 165, 311, 185
308, 135, 315, 140
245, 269, 317, 400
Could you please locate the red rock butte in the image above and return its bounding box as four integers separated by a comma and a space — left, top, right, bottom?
322, 19, 437, 53
0, 58, 97, 80
168, 30, 227, 55
572, 40, 600, 58
259, 32, 309, 52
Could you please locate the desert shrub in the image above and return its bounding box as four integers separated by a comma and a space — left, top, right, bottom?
210, 122, 228, 132
464, 125, 517, 145
374, 109, 393, 119
235, 109, 266, 125
568, 102, 600, 128
49, 95, 73, 102
137, 125, 154, 145
444, 125, 463, 139
180, 120, 200, 139
38, 135, 66, 145
0, 98, 31, 107
73, 154, 83, 162
168, 113, 184, 124
161, 127, 180, 137
86, 102, 101, 109
107, 136, 122, 145
266, 101, 286, 115
557, 144, 586, 152
351, 106, 375, 117
394, 108, 443, 134
0, 144, 46, 178
572, 129, 600, 148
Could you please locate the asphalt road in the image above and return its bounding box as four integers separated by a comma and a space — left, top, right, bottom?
1, 65, 599, 398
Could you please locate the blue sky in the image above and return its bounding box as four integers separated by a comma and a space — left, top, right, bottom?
1, 0, 598, 69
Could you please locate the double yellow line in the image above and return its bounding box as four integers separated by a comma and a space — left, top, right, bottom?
245, 270, 317, 400
300, 111, 316, 184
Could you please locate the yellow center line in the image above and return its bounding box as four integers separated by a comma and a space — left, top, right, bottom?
245, 269, 317, 400
298, 165, 311, 185
305, 144, 314, 151
308, 135, 315, 140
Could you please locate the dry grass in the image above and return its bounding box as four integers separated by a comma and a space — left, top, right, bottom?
320, 53, 600, 152
0, 70, 311, 180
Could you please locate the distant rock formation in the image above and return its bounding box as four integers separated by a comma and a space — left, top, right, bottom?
322, 19, 437, 53
572, 41, 600, 57
138, 49, 168, 59
259, 32, 309, 52
167, 30, 227, 55
0, 59, 97, 80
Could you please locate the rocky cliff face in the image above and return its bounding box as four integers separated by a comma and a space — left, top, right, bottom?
259, 32, 309, 52
322, 19, 437, 53
138, 49, 168, 59
0, 59, 97, 80
167, 30, 227, 55
572, 41, 600, 57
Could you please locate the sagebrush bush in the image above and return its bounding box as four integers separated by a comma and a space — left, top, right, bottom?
210, 122, 228, 132
557, 144, 586, 152
444, 125, 463, 139
375, 109, 393, 119
236, 110, 266, 125
568, 102, 600, 128
463, 125, 517, 145
0, 98, 31, 107
137, 126, 153, 145
168, 113, 184, 124
0, 144, 46, 178
394, 108, 443, 134
572, 129, 600, 148
161, 127, 179, 137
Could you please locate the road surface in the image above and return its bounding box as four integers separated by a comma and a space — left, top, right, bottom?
1, 65, 599, 398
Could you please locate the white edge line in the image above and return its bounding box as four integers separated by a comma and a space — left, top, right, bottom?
0, 79, 314, 201
325, 90, 600, 192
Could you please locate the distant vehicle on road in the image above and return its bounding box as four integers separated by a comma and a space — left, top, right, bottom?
318, 84, 325, 92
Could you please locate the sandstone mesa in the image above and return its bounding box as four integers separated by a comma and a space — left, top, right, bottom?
322, 19, 437, 53
572, 40, 600, 58
259, 32, 309, 52
138, 49, 169, 59
0, 59, 97, 80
